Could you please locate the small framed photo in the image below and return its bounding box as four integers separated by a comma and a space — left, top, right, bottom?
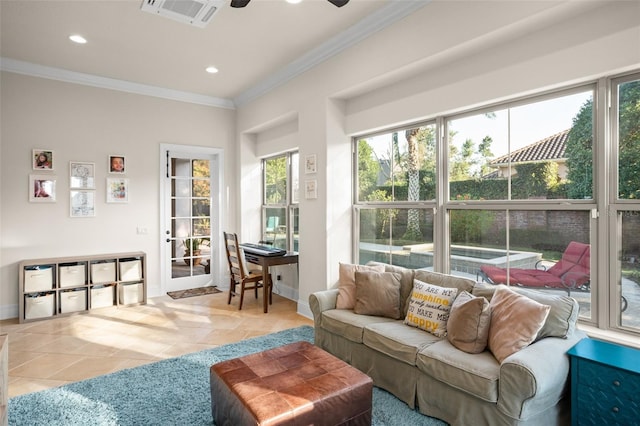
29, 175, 56, 202
305, 179, 317, 199
305, 154, 317, 174
33, 150, 54, 170
70, 190, 96, 217
70, 162, 95, 189
109, 155, 126, 174
106, 178, 129, 203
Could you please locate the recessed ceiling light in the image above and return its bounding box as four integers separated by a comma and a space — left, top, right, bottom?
69, 34, 87, 44
205, 66, 219, 74
286, 0, 303, 4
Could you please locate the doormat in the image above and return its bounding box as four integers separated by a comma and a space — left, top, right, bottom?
167, 286, 222, 300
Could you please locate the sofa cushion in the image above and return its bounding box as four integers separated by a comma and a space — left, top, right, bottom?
354, 271, 402, 319
363, 322, 440, 366
321, 309, 397, 343
404, 279, 458, 338
336, 263, 386, 309
473, 282, 578, 340
366, 262, 415, 316
488, 286, 550, 363
417, 339, 500, 403
447, 291, 492, 354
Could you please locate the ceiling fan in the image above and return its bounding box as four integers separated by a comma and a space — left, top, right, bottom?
231, 0, 349, 7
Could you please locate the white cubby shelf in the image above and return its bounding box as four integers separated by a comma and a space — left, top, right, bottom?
19, 251, 146, 323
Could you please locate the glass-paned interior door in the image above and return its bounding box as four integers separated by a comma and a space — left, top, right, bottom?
166, 153, 215, 291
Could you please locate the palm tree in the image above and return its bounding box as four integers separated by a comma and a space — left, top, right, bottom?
403, 128, 422, 240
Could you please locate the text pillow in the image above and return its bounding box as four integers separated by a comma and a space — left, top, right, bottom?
336, 263, 385, 309
447, 291, 492, 354
353, 271, 402, 319
404, 279, 458, 337
488, 285, 550, 363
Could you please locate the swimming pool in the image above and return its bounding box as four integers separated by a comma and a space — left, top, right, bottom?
358, 243, 541, 275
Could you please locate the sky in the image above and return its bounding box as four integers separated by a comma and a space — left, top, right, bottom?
448, 90, 592, 158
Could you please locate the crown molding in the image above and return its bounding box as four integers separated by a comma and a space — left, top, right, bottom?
233, 0, 430, 107
0, 57, 236, 109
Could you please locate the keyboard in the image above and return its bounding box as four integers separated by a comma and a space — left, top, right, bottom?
240, 243, 287, 257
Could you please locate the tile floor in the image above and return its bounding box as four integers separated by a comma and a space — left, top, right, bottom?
0, 291, 313, 398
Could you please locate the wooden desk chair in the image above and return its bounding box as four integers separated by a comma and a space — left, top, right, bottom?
223, 231, 271, 310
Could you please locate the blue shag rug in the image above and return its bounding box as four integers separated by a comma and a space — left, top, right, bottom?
9, 325, 445, 425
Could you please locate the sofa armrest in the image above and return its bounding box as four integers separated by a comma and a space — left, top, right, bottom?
308, 289, 339, 327
498, 330, 587, 420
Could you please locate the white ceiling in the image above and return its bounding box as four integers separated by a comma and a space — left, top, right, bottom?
0, 0, 426, 108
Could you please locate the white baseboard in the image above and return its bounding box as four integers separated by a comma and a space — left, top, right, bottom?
296, 299, 313, 320
272, 283, 297, 302
1, 304, 18, 321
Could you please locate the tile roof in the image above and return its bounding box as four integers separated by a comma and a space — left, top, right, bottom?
490, 129, 569, 165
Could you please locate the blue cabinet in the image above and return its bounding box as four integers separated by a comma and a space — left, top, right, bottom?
567, 338, 640, 425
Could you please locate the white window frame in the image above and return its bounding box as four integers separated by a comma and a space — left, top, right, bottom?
261, 151, 298, 251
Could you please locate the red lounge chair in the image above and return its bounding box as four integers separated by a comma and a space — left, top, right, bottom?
479, 241, 591, 295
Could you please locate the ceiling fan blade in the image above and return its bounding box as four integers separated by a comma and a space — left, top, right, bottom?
230, 0, 251, 7
231, 0, 347, 8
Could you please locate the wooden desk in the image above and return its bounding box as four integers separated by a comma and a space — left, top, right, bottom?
245, 252, 298, 313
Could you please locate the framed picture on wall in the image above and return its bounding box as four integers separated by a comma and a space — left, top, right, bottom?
33, 149, 54, 170
305, 154, 317, 174
70, 162, 95, 189
29, 175, 56, 202
305, 179, 317, 199
106, 178, 129, 203
70, 190, 96, 217
109, 155, 126, 173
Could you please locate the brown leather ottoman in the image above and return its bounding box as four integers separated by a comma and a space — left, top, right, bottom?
210, 341, 373, 426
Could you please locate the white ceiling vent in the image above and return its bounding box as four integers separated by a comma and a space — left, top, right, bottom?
141, 0, 225, 28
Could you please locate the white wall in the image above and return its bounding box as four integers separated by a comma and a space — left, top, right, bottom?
0, 72, 236, 319
235, 1, 640, 317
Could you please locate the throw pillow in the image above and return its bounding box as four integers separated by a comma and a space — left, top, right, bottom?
414, 270, 475, 294
404, 279, 458, 337
336, 263, 385, 309
353, 271, 402, 319
471, 281, 496, 301
512, 287, 579, 340
367, 261, 416, 317
447, 291, 492, 354
488, 285, 551, 363
473, 282, 579, 340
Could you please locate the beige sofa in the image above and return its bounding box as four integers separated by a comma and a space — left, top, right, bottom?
309, 261, 586, 426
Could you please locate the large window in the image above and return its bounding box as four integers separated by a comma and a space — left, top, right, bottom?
447, 89, 596, 322
262, 152, 299, 251
357, 125, 437, 203
354, 71, 640, 337
612, 73, 640, 333
447, 89, 593, 201
356, 125, 437, 266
